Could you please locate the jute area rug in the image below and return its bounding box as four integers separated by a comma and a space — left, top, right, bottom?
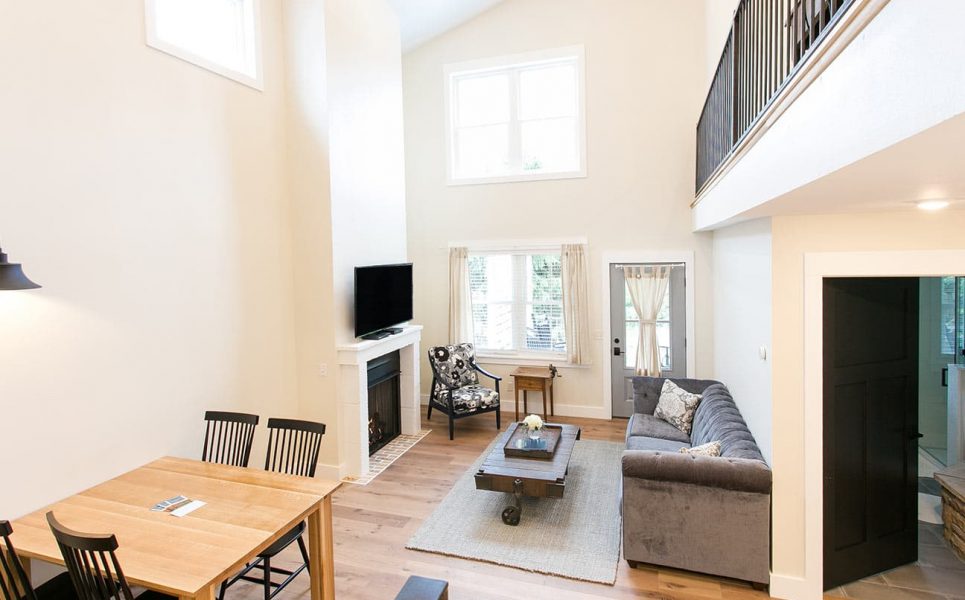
406, 436, 624, 585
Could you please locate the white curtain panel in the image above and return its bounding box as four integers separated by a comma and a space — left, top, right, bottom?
623, 265, 671, 376
561, 244, 590, 365
448, 247, 475, 344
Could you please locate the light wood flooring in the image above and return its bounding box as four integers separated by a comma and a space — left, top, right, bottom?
255, 414, 773, 600
235, 412, 965, 600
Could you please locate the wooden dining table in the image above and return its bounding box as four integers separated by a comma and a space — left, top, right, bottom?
10, 457, 341, 600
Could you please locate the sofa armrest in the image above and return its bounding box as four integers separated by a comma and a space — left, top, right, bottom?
621, 450, 771, 494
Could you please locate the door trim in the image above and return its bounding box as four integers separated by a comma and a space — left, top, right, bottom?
600, 250, 696, 419
802, 250, 965, 600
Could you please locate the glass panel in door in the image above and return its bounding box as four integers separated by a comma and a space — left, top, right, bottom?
610, 264, 686, 418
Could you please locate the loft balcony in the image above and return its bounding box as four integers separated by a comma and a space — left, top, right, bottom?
697, 0, 856, 194
691, 0, 965, 230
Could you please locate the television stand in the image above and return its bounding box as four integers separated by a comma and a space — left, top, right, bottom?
360, 327, 404, 341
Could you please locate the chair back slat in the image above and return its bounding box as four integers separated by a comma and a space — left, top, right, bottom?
264, 418, 325, 478
0, 521, 35, 600
201, 411, 259, 467
45, 512, 133, 600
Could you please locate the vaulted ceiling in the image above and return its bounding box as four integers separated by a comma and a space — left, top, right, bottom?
385, 0, 504, 52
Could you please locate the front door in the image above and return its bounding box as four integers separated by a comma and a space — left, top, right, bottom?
610, 264, 686, 418
823, 277, 919, 589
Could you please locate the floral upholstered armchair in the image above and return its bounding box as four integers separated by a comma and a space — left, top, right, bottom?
426, 343, 502, 440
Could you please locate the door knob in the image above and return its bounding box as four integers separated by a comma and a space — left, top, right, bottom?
909, 432, 924, 440
613, 347, 622, 357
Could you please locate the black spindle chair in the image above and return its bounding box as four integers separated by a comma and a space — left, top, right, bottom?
201, 411, 260, 467
218, 418, 326, 600
1, 520, 74, 600
45, 513, 172, 600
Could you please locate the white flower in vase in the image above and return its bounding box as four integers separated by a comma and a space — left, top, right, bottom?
523, 414, 543, 440
523, 414, 543, 431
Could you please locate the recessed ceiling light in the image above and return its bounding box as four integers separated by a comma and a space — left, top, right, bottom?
917, 199, 950, 211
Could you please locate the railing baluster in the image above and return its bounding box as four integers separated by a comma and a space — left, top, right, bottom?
696, 0, 857, 192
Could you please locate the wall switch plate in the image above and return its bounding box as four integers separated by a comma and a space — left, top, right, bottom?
319, 363, 328, 376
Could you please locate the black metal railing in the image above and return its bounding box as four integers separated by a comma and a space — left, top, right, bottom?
696, 0, 856, 193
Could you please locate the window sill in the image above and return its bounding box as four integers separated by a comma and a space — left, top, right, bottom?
475, 354, 589, 369
447, 169, 587, 187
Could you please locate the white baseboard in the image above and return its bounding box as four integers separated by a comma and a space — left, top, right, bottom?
769, 573, 816, 600
314, 462, 345, 480
419, 394, 611, 420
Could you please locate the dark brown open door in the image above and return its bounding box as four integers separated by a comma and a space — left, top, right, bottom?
823, 278, 919, 589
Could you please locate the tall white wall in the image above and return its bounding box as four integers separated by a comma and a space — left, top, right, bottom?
0, 0, 298, 518
403, 0, 716, 416
712, 218, 772, 462
327, 0, 408, 344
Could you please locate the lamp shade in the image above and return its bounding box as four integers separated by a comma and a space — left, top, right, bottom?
0, 246, 41, 290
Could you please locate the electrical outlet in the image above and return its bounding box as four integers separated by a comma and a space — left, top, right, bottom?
319, 363, 328, 377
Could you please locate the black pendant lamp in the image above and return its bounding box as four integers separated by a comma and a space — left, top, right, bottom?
0, 243, 41, 290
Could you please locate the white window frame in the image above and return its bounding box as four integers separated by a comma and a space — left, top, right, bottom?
144, 0, 264, 90
444, 45, 587, 186
461, 239, 580, 362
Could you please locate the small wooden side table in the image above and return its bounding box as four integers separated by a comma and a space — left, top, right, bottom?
510, 366, 556, 421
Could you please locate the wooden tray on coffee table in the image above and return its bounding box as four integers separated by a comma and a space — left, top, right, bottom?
503, 422, 563, 458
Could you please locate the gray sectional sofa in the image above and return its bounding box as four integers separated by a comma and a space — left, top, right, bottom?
622, 377, 771, 586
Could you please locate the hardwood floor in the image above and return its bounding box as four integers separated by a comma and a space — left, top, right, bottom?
248, 414, 778, 600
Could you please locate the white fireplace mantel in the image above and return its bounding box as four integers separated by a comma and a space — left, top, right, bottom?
336, 325, 422, 478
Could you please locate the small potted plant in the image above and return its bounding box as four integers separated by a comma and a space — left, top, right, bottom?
523, 414, 544, 441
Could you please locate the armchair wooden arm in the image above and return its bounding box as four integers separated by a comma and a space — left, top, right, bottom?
471, 362, 502, 382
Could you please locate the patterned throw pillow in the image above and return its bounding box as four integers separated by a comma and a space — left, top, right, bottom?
679, 441, 722, 457
653, 380, 702, 435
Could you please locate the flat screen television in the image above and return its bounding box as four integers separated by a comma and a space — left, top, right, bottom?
354, 263, 413, 339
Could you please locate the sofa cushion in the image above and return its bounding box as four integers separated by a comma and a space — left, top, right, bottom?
631, 376, 720, 415
626, 436, 690, 453
627, 413, 691, 444
690, 383, 765, 463
680, 441, 722, 457
654, 380, 702, 435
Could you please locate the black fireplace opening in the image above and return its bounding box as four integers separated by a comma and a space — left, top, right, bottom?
367, 350, 401, 455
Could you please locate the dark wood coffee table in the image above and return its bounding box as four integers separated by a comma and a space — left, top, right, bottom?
474, 422, 581, 525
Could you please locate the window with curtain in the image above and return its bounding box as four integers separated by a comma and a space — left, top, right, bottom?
145, 0, 262, 89
445, 46, 586, 184
468, 251, 566, 357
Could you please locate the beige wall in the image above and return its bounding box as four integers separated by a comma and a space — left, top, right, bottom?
327, 0, 407, 345
403, 0, 716, 416
0, 0, 298, 517
284, 0, 340, 470
704, 0, 739, 87
770, 209, 965, 581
